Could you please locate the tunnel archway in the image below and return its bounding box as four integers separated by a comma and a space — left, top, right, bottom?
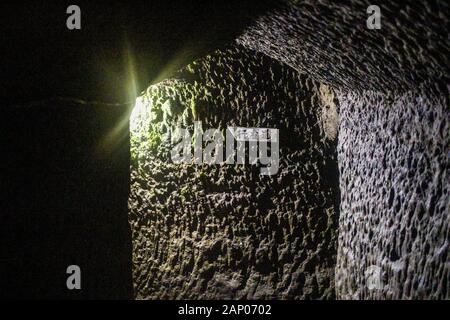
128, 1, 449, 300
1, 1, 447, 300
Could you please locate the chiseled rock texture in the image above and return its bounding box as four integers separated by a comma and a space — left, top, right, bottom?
128, 47, 340, 299
336, 89, 449, 299
238, 0, 449, 299
238, 0, 449, 91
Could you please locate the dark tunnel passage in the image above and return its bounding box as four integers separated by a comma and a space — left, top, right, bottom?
0, 1, 448, 300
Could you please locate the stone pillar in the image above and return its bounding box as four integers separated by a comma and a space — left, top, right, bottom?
335, 89, 449, 299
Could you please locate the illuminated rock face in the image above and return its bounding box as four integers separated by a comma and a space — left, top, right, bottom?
129, 1, 449, 300
336, 90, 449, 299
129, 47, 340, 299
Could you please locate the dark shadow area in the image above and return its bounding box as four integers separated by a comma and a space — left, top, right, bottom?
0, 1, 278, 106
1, 100, 133, 299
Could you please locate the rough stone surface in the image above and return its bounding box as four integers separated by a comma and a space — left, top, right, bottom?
237, 0, 449, 299
336, 89, 449, 299
238, 0, 449, 92
128, 47, 340, 299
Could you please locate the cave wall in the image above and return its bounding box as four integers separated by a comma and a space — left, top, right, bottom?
237, 0, 449, 299
1, 1, 447, 300
336, 89, 449, 299
129, 46, 340, 299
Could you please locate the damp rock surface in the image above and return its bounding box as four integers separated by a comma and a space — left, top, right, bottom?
128, 47, 340, 299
